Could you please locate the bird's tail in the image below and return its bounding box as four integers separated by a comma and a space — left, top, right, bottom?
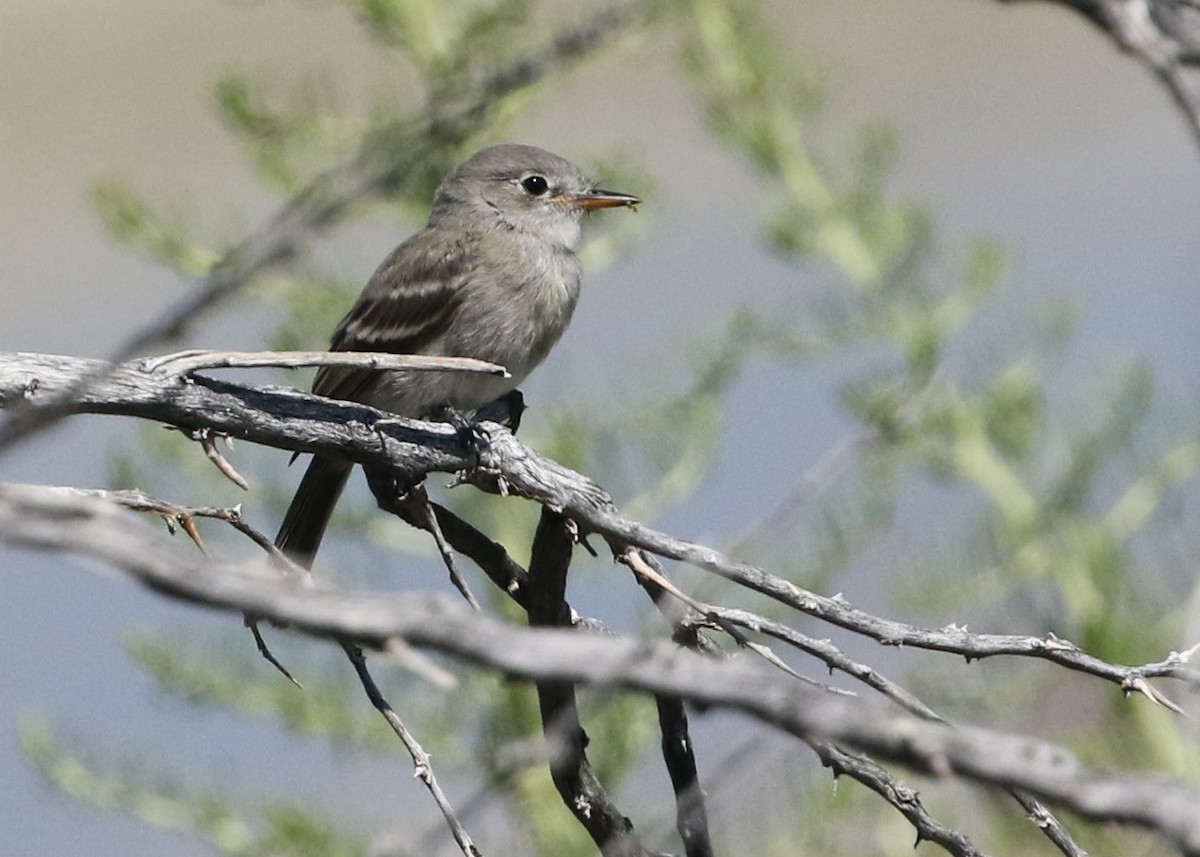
275, 455, 353, 569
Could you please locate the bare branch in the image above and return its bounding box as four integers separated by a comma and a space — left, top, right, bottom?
0, 352, 470, 478
707, 606, 944, 721
38, 486, 277, 555
1007, 790, 1091, 857
475, 429, 1200, 700
3, 351, 1197, 703
343, 643, 482, 857
181, 427, 252, 490
633, 556, 976, 857
140, 349, 508, 378
150, 468, 1076, 857
528, 509, 647, 857
813, 741, 989, 857
653, 696, 713, 857
3, 483, 1199, 853
11, 492, 1093, 856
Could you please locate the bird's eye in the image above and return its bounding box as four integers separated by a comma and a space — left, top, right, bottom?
521, 175, 549, 196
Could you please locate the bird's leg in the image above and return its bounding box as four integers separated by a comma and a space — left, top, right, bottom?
429, 404, 490, 462
363, 466, 481, 610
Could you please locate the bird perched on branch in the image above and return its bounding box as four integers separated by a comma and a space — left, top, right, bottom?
275, 144, 639, 568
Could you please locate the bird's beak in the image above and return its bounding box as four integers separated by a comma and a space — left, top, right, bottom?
565, 187, 641, 210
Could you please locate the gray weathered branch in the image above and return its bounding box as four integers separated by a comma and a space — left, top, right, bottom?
1, 482, 1199, 854
2, 350, 1197, 707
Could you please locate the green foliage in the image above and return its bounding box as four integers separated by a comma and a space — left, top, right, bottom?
20, 716, 365, 856
91, 178, 219, 275
124, 634, 397, 750
215, 72, 361, 193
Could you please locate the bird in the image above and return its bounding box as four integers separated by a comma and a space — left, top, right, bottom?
274, 144, 639, 568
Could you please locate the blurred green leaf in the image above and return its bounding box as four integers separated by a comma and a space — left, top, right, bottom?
90, 178, 218, 275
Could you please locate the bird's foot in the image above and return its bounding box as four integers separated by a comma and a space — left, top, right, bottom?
430, 405, 488, 460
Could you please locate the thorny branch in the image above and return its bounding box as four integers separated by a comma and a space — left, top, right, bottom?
630, 555, 986, 857
2, 350, 1197, 701
60, 488, 483, 852
2, 483, 1200, 853
343, 643, 482, 857
4, 350, 1200, 854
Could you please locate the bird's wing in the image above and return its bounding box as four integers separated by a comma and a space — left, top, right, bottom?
312, 228, 475, 402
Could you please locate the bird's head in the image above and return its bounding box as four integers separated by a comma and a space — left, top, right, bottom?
430, 144, 639, 248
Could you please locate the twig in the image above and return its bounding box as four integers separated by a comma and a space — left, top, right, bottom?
247, 617, 304, 688
343, 643, 482, 857
706, 606, 944, 721
813, 741, 989, 857
180, 427, 251, 490
61, 484, 309, 683
38, 485, 279, 557
428, 502, 530, 603
140, 349, 508, 378
1008, 789, 1090, 857
410, 485, 481, 611
654, 696, 713, 857
413, 504, 710, 855
618, 548, 812, 684
698, 610, 1083, 854
631, 574, 719, 857
633, 555, 967, 857
475, 428, 1200, 705
363, 472, 482, 610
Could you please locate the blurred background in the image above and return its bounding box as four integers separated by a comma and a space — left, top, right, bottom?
3, 0, 1200, 854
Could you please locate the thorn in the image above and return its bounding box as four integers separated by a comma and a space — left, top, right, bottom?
1125, 675, 1185, 715
176, 514, 209, 555
247, 617, 303, 688
199, 433, 250, 490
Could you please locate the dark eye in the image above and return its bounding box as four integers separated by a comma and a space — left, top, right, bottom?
521, 175, 549, 196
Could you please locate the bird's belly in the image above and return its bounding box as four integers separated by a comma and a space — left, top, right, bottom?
360, 364, 521, 418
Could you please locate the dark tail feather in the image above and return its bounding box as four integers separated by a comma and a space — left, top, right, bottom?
275, 455, 353, 569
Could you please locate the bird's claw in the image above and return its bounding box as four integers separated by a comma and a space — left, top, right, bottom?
431, 405, 488, 461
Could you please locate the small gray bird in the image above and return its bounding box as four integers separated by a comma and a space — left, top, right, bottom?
275, 144, 639, 567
